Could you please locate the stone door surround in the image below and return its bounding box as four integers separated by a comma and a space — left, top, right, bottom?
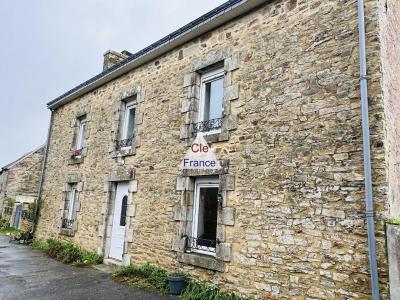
99, 168, 138, 265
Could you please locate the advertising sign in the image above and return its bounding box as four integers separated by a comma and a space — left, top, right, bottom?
180, 134, 221, 170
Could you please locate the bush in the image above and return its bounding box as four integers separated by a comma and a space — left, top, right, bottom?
11, 229, 33, 244
181, 281, 245, 300
5, 197, 15, 208
168, 271, 187, 277
81, 250, 104, 265
113, 263, 169, 293
32, 239, 49, 250
0, 226, 22, 235
35, 238, 103, 266
387, 216, 400, 225
0, 218, 8, 230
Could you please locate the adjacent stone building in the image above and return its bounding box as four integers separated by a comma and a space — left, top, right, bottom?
35, 0, 400, 298
0, 145, 44, 228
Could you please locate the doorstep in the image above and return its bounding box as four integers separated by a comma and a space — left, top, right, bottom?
103, 258, 123, 267
93, 263, 119, 274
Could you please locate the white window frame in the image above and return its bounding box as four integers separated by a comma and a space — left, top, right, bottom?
75, 117, 87, 152
67, 184, 77, 221
121, 100, 136, 149
198, 68, 224, 135
191, 177, 219, 256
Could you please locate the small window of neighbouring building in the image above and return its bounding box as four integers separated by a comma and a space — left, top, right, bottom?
188, 177, 219, 255
62, 183, 77, 229
194, 68, 224, 134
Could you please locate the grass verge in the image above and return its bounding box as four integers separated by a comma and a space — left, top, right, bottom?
112, 263, 246, 299
0, 226, 22, 235
181, 280, 244, 300
32, 238, 103, 266
112, 263, 169, 293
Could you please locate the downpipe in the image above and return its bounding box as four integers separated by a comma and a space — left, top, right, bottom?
31, 110, 54, 236
357, 0, 380, 299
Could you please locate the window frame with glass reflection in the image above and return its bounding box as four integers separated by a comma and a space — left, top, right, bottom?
198, 68, 224, 134
191, 177, 219, 255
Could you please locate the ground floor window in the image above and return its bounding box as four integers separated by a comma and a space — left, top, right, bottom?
62, 183, 77, 229
187, 177, 219, 255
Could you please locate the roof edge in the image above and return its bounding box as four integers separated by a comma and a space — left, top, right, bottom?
1, 144, 45, 172
47, 0, 267, 110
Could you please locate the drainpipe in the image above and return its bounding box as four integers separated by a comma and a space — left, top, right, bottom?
357, 0, 380, 299
31, 110, 54, 236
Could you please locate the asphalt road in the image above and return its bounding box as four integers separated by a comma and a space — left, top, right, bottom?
0, 235, 176, 300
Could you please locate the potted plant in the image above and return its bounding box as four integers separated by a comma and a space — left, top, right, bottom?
167, 272, 187, 295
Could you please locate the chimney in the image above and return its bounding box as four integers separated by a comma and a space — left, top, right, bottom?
103, 50, 132, 71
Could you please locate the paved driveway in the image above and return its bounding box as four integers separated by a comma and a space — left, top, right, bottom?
0, 235, 176, 300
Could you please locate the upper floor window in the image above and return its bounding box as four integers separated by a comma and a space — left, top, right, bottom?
194, 68, 224, 134
117, 97, 136, 150
72, 116, 86, 158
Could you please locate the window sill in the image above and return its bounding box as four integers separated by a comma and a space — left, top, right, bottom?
59, 228, 75, 237
191, 130, 228, 143
198, 129, 222, 136
186, 248, 216, 257
113, 146, 136, 158
68, 156, 84, 165
177, 252, 224, 272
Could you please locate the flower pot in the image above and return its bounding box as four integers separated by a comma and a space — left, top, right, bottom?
168, 275, 186, 295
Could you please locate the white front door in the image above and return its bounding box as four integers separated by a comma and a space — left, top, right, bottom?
109, 182, 129, 261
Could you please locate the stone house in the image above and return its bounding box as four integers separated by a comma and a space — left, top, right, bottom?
35, 0, 400, 298
0, 145, 44, 228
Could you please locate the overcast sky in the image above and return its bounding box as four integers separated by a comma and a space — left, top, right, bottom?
0, 0, 225, 167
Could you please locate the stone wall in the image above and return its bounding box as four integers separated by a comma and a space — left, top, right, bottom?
387, 224, 400, 299
379, 0, 400, 218
5, 147, 44, 199
36, 0, 390, 298
0, 172, 8, 216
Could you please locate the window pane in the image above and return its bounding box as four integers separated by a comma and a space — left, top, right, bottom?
76, 119, 86, 150
68, 188, 77, 220
120, 195, 128, 226
63, 196, 70, 218
80, 123, 86, 148
204, 78, 223, 121
197, 186, 218, 243
125, 107, 136, 139
63, 184, 77, 225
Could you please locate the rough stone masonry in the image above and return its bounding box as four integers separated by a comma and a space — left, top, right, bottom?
35, 0, 400, 299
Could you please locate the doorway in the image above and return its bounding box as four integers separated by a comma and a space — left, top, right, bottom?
109, 182, 129, 261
